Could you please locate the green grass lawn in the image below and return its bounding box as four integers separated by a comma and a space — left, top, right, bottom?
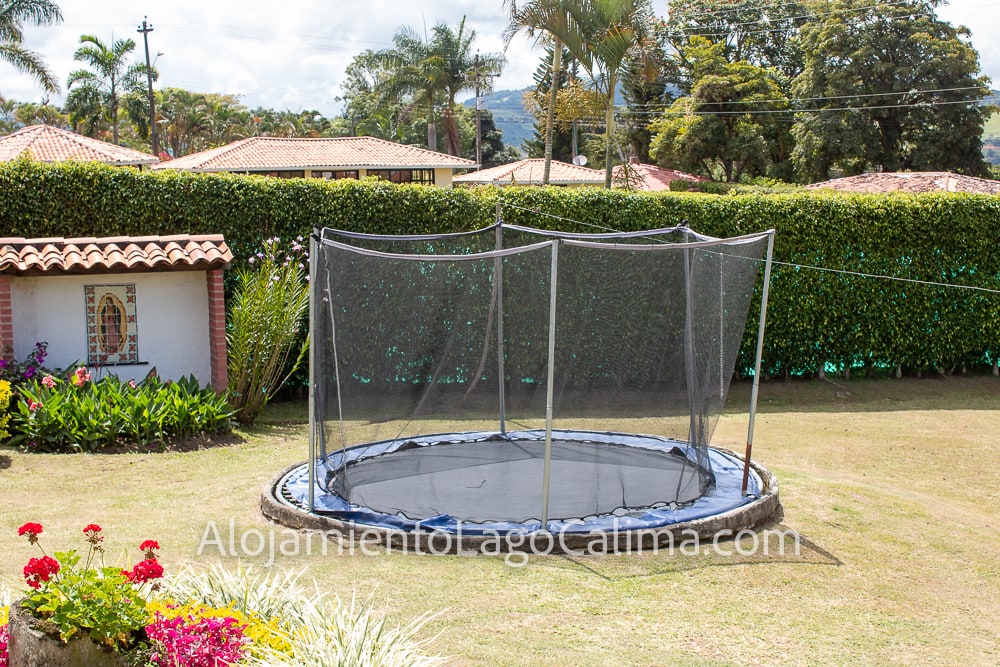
2, 376, 999, 666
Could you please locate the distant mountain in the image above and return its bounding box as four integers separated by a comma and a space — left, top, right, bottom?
464, 88, 535, 156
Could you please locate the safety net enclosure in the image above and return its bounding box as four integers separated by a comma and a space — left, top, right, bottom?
298, 222, 775, 534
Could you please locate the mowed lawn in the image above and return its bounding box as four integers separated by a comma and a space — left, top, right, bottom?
1, 376, 998, 666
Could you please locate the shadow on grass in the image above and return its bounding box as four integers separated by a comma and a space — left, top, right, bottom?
547, 523, 842, 581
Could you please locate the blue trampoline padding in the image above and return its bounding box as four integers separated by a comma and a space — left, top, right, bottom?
281, 430, 760, 536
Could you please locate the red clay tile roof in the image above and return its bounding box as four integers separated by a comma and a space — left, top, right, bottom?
0, 125, 158, 165
0, 235, 232, 276
453, 158, 605, 186
611, 162, 707, 191
806, 172, 1000, 194
153, 136, 475, 172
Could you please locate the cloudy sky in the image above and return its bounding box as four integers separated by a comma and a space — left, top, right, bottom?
2, 0, 999, 117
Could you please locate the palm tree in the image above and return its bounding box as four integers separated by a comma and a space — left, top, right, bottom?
575, 0, 656, 187
376, 26, 446, 151
430, 17, 505, 157
503, 0, 585, 184
0, 0, 62, 94
65, 34, 148, 144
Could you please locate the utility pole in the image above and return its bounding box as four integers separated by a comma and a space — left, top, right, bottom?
474, 53, 483, 170
137, 17, 158, 157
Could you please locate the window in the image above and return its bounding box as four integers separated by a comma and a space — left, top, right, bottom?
368, 169, 435, 185
85, 284, 139, 365
311, 170, 359, 180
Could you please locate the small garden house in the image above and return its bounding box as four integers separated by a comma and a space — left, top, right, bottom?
0, 234, 231, 390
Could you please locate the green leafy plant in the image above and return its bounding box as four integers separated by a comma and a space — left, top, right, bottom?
16, 523, 162, 650
227, 237, 309, 425
8, 368, 232, 452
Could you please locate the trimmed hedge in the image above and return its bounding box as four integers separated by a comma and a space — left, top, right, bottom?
2, 159, 999, 378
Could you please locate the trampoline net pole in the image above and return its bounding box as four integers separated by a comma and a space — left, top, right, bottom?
308, 232, 318, 512
541, 239, 559, 529
742, 231, 775, 495
495, 222, 507, 435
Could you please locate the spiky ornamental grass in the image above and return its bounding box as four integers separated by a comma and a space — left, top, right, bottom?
226, 237, 309, 425
163, 563, 446, 667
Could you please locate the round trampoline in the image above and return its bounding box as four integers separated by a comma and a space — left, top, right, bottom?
265, 221, 781, 551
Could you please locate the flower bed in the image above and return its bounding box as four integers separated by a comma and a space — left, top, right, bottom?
2, 523, 444, 667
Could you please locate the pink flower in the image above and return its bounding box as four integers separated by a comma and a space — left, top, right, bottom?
71, 366, 92, 387
41, 375, 56, 388
128, 380, 137, 389
27, 399, 43, 411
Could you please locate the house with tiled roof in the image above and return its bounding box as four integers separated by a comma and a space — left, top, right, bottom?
806, 171, 1000, 194
0, 235, 231, 390
153, 136, 476, 188
612, 160, 708, 191
453, 158, 605, 187
0, 124, 158, 167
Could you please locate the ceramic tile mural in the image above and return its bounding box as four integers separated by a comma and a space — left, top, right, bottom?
85, 284, 138, 365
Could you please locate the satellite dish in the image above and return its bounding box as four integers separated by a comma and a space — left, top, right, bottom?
572, 154, 588, 166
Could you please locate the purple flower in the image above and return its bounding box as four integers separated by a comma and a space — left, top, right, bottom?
0, 359, 7, 369
23, 367, 36, 379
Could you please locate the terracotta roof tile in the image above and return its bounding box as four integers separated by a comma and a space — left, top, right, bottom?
453, 158, 605, 186
806, 171, 1000, 194
0, 125, 158, 165
153, 135, 475, 171
611, 162, 707, 191
0, 234, 232, 276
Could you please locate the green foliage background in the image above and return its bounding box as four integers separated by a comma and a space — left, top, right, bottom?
2, 160, 998, 378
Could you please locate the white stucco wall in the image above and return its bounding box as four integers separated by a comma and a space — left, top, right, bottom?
11, 271, 212, 385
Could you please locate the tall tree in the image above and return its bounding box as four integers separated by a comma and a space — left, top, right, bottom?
0, 0, 62, 94
522, 48, 578, 162
376, 26, 446, 151
791, 0, 991, 179
574, 0, 658, 187
664, 0, 808, 87
430, 17, 505, 156
503, 0, 585, 184
648, 36, 790, 182
65, 34, 149, 144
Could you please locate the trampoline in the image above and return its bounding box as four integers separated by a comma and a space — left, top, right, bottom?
268, 221, 779, 548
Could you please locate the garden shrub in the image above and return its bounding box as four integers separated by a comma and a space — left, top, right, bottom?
7, 370, 232, 451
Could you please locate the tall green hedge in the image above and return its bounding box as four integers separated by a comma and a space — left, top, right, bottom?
2, 159, 999, 378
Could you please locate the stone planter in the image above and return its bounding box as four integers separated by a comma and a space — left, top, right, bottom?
6, 600, 130, 667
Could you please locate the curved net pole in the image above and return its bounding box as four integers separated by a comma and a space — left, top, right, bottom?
308, 233, 318, 511
541, 239, 559, 529
495, 219, 507, 435
742, 231, 776, 495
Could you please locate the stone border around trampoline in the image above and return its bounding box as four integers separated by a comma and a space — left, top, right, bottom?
261, 449, 782, 555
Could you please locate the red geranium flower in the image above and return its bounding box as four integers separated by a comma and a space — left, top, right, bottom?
82, 524, 102, 534
23, 555, 59, 589
18, 522, 43, 544
123, 557, 163, 584
139, 539, 160, 559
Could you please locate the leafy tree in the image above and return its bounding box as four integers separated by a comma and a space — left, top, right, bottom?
620, 19, 676, 162
430, 17, 505, 156
13, 98, 66, 127
503, 0, 586, 183
521, 47, 577, 162
462, 106, 521, 167
0, 0, 62, 94
375, 26, 446, 151
648, 37, 790, 182
573, 0, 658, 186
664, 0, 808, 86
791, 0, 992, 179
65, 34, 150, 144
